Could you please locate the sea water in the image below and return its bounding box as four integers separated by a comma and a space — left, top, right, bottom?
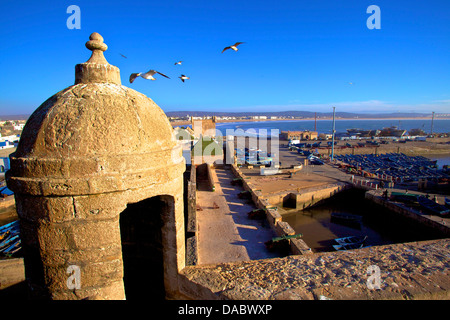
214, 119, 450, 136
282, 189, 446, 253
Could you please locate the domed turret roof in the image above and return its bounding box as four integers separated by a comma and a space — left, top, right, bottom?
7, 33, 184, 196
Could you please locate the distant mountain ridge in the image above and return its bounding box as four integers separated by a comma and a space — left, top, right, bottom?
0, 114, 30, 120
1, 111, 446, 121
166, 110, 438, 119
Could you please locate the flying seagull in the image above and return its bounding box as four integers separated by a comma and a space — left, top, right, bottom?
178, 74, 190, 82
129, 70, 170, 83
348, 82, 354, 85
222, 42, 245, 53
174, 61, 183, 65
119, 53, 128, 59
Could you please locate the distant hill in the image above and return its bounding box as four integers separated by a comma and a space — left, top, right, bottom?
0, 114, 30, 121
166, 110, 437, 119
0, 111, 446, 121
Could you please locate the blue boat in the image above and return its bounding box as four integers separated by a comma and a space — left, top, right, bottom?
334, 235, 367, 246
0, 220, 22, 257
333, 242, 366, 251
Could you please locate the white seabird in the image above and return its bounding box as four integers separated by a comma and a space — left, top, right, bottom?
222, 42, 245, 53
178, 74, 190, 82
174, 61, 183, 65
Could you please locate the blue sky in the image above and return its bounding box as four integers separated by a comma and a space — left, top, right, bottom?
0, 0, 449, 116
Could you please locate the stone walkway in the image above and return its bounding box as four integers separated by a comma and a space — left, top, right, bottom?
181, 238, 450, 300
196, 167, 280, 265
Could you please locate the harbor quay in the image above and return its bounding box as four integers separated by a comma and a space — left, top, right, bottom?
177, 134, 450, 299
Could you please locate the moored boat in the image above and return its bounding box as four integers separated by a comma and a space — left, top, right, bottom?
334, 235, 368, 246
333, 242, 366, 251
390, 192, 420, 204
418, 196, 450, 216
331, 212, 363, 223
0, 220, 22, 257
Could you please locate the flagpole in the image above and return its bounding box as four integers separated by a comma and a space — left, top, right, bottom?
331, 106, 336, 161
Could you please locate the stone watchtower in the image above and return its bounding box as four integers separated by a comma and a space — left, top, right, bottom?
6, 33, 186, 299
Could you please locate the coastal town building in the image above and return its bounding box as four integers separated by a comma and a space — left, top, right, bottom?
280, 130, 318, 141
191, 116, 217, 138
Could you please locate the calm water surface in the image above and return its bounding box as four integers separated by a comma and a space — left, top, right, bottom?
282, 189, 445, 253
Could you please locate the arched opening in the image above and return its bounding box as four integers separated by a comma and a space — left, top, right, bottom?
283, 193, 297, 209
119, 195, 174, 300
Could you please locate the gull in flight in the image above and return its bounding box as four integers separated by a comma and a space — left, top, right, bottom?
348, 82, 354, 85
174, 61, 183, 65
119, 53, 127, 59
178, 74, 190, 82
222, 42, 245, 53
129, 70, 170, 83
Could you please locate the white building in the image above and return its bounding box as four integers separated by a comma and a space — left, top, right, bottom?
0, 157, 10, 172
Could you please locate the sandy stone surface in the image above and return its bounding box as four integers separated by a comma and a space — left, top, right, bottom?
196, 168, 280, 264
181, 238, 450, 300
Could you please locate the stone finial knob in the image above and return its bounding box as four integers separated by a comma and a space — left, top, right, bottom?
75, 32, 121, 85
85, 32, 108, 64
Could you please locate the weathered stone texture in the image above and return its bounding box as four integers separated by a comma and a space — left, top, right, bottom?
180, 239, 450, 300
5, 33, 186, 300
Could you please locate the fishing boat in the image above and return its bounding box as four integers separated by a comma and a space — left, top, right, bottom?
390, 192, 420, 204
418, 196, 450, 216
346, 129, 380, 137
0, 220, 19, 233
308, 155, 324, 165
331, 212, 363, 223
379, 126, 407, 138
0, 220, 22, 257
334, 235, 368, 246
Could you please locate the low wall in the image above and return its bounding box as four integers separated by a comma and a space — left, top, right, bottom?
179, 238, 450, 300
196, 163, 215, 192
184, 165, 198, 266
